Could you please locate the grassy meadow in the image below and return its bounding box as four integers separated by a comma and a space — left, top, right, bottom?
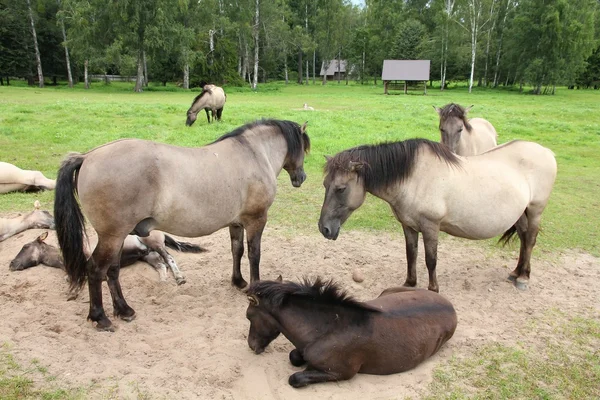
0, 80, 599, 399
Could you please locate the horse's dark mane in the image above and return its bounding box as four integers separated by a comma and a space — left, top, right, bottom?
190, 87, 212, 106
213, 119, 311, 159
325, 139, 461, 192
248, 277, 375, 312
438, 103, 473, 131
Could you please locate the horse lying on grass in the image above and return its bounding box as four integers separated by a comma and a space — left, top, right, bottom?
246, 277, 457, 388
9, 231, 205, 287
0, 201, 54, 242
0, 161, 56, 194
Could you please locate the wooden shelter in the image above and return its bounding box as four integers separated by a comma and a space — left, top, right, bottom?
320, 60, 350, 81
382, 60, 430, 95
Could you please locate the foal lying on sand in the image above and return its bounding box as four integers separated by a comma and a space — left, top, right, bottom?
0, 201, 54, 242
246, 278, 457, 387
9, 231, 205, 287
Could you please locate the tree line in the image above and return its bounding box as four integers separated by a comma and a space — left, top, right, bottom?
1, 0, 598, 94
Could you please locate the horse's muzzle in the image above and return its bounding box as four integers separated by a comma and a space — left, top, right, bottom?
318, 220, 340, 240
290, 171, 306, 188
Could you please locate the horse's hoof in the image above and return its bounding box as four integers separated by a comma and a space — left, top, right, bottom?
93, 319, 114, 332
176, 278, 187, 285
288, 373, 308, 388
402, 281, 417, 288
232, 278, 248, 290
119, 313, 136, 322
515, 279, 529, 291
289, 349, 306, 367
507, 274, 517, 282
428, 285, 440, 293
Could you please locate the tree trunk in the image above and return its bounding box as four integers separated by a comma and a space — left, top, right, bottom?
209, 29, 215, 66
84, 59, 89, 89
183, 63, 189, 89
134, 50, 144, 92
58, 2, 73, 88
312, 50, 315, 85
252, 0, 259, 90
305, 2, 309, 85
361, 50, 365, 85
337, 50, 341, 84
297, 50, 303, 84
322, 61, 327, 85
143, 51, 148, 86
482, 0, 496, 87
26, 0, 44, 88
284, 55, 289, 84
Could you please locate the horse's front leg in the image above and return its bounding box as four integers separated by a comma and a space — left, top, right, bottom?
421, 222, 440, 292
288, 368, 349, 388
204, 109, 211, 123
244, 215, 267, 284
402, 224, 419, 287
229, 224, 247, 289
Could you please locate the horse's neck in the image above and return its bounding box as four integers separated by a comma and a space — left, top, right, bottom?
0, 215, 29, 241
245, 131, 288, 176
275, 301, 362, 349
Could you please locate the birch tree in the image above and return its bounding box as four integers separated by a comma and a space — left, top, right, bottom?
56, 0, 73, 87
26, 0, 44, 87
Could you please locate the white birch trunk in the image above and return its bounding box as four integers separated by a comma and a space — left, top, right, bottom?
84, 59, 89, 89
134, 51, 144, 92
252, 0, 259, 90
183, 63, 189, 89
57, 0, 73, 88
143, 50, 148, 86
482, 0, 497, 86
27, 0, 44, 88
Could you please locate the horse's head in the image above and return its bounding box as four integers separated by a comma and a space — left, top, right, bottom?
10, 232, 62, 271
186, 108, 197, 126
246, 292, 281, 354
435, 104, 473, 152
25, 209, 55, 230
283, 121, 310, 188
319, 157, 367, 240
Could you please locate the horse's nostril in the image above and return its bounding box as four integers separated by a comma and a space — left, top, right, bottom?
323, 226, 330, 237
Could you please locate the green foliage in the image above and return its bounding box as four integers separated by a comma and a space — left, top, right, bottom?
391, 19, 427, 60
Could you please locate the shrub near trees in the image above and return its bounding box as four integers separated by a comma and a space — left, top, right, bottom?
0, 0, 598, 93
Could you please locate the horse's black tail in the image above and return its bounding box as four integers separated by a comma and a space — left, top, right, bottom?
498, 225, 518, 246
54, 153, 88, 291
164, 234, 207, 253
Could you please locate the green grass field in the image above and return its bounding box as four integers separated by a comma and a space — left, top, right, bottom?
1, 81, 599, 399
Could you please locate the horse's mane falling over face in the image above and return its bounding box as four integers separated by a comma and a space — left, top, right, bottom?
213, 119, 311, 159
324, 139, 461, 193
438, 103, 473, 131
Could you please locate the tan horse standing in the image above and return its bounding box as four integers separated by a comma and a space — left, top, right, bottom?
0, 161, 56, 194
55, 119, 310, 330
435, 103, 497, 156
186, 84, 226, 126
318, 139, 557, 292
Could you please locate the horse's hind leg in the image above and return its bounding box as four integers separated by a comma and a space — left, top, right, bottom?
229, 224, 247, 288
216, 108, 223, 121
88, 237, 125, 331
142, 252, 169, 282
155, 247, 186, 285
513, 210, 542, 290
508, 214, 528, 282
402, 225, 419, 287
204, 109, 211, 123
421, 222, 440, 292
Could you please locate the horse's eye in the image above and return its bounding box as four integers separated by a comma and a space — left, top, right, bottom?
458, 127, 463, 132
336, 187, 346, 194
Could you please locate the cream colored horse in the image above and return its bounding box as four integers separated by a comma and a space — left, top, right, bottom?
55, 119, 310, 330
319, 139, 557, 292
186, 84, 227, 126
0, 162, 55, 194
434, 103, 497, 156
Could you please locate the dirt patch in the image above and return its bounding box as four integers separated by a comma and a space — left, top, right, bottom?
0, 227, 598, 399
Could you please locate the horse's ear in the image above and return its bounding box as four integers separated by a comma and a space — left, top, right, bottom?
34, 200, 41, 210
349, 161, 365, 172
276, 275, 283, 282
301, 121, 308, 133
37, 231, 48, 242
324, 155, 332, 162
247, 295, 259, 306
433, 105, 441, 115
465, 105, 474, 113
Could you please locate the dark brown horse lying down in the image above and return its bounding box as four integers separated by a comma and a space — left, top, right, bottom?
246, 278, 457, 388
9, 231, 205, 286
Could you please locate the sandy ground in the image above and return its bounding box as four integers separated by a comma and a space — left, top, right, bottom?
0, 224, 599, 399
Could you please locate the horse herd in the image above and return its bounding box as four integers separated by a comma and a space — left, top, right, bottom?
0, 90, 557, 388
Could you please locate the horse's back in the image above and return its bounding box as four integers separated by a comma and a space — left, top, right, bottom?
359, 289, 457, 374
462, 117, 497, 155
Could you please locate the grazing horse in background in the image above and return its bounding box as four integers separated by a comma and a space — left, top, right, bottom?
0, 201, 54, 242
246, 278, 457, 388
0, 161, 56, 194
186, 84, 226, 126
318, 138, 557, 292
9, 231, 204, 286
55, 119, 310, 330
434, 103, 497, 156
